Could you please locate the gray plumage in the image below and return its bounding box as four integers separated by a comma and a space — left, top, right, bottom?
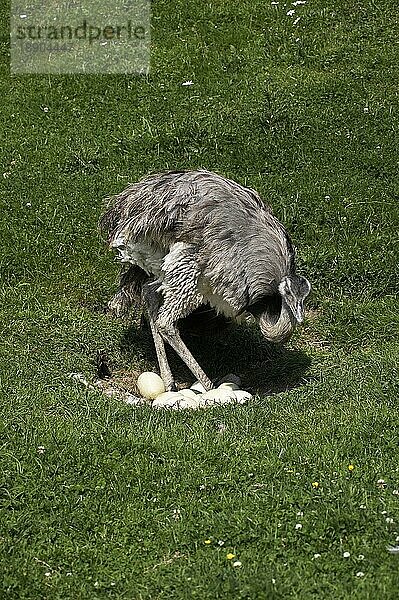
100, 169, 310, 390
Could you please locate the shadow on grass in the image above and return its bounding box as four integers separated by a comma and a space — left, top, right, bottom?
118, 316, 312, 396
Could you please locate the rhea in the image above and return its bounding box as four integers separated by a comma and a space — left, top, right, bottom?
100, 170, 311, 391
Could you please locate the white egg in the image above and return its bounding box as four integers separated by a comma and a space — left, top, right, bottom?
153, 391, 181, 402
179, 388, 199, 399
233, 390, 252, 404
200, 388, 237, 405
152, 392, 184, 408
218, 382, 240, 391
199, 388, 252, 406
190, 381, 208, 393
178, 397, 202, 410
137, 372, 166, 399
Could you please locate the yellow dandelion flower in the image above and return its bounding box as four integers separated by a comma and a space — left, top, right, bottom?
348, 464, 355, 471
226, 553, 235, 560
312, 481, 319, 489
204, 539, 212, 545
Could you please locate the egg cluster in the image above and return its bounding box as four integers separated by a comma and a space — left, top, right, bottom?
136, 372, 252, 409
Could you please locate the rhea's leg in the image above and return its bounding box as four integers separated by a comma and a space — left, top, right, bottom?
154, 243, 213, 390
141, 283, 176, 391
156, 321, 213, 390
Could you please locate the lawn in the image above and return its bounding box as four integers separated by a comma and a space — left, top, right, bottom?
1, 0, 399, 597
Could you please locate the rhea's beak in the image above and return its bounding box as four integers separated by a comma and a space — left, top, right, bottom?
295, 300, 305, 324
286, 298, 304, 324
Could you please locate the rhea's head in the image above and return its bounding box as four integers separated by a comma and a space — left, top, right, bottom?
278, 274, 311, 324
249, 274, 311, 344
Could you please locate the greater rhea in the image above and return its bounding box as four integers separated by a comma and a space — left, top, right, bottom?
100, 170, 311, 391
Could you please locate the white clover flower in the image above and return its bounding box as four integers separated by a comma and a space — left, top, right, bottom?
295, 523, 303, 530
313, 553, 321, 559
386, 517, 394, 524
356, 571, 365, 577
343, 551, 350, 558
233, 561, 242, 567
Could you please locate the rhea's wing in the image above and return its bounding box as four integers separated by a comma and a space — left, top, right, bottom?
100, 171, 203, 247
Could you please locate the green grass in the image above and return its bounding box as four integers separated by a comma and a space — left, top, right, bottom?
1, 0, 399, 597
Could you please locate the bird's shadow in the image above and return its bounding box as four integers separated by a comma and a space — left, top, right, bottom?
118, 318, 312, 396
